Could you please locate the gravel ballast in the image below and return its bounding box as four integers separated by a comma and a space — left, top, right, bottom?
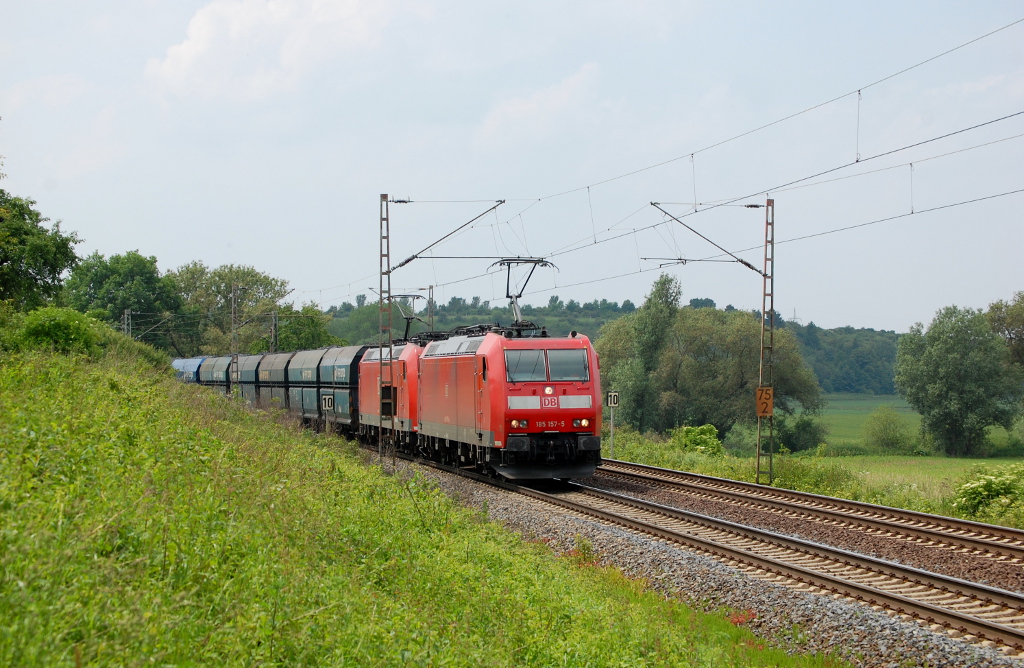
395, 461, 1024, 668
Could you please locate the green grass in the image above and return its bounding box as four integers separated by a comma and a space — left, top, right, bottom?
818, 393, 920, 443
831, 455, 1024, 508
0, 347, 842, 667
817, 393, 1016, 453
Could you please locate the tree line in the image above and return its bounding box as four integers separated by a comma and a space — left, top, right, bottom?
4, 181, 1022, 457
1, 187, 339, 356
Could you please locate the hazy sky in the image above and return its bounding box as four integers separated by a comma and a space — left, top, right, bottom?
2, 1, 1022, 332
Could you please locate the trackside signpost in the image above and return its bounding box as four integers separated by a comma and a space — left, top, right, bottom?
606, 391, 619, 459
755, 386, 774, 417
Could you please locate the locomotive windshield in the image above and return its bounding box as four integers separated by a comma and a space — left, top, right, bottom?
505, 350, 546, 382
547, 349, 589, 381
504, 349, 589, 382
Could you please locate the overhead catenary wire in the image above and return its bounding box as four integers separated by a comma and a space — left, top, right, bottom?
389, 200, 505, 272
291, 19, 1024, 307
527, 16, 1024, 202
524, 186, 1024, 293
542, 108, 1024, 261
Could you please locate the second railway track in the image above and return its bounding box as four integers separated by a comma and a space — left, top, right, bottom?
596, 459, 1024, 566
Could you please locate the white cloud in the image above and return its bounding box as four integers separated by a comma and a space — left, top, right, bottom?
145, 0, 397, 100
475, 63, 601, 149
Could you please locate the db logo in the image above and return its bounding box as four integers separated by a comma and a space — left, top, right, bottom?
541, 397, 558, 408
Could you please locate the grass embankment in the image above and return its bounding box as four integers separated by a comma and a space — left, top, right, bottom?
0, 349, 840, 667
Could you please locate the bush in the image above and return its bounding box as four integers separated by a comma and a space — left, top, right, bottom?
0, 300, 24, 352
774, 415, 829, 452
19, 306, 101, 354
953, 464, 1024, 516
864, 406, 912, 451
668, 424, 725, 457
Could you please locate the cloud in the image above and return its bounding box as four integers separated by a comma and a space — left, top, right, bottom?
475, 63, 601, 149
145, 0, 397, 100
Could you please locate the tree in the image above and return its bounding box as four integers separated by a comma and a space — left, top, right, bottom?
603, 274, 681, 432
597, 276, 821, 436
251, 303, 343, 353
165, 261, 291, 356
64, 251, 181, 348
895, 306, 1024, 456
651, 306, 820, 435
0, 189, 79, 309
988, 292, 1024, 367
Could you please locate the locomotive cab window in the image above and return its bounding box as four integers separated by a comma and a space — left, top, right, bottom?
547, 349, 589, 381
505, 350, 546, 382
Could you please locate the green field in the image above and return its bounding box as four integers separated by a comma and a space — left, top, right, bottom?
817, 393, 1015, 452
818, 393, 920, 443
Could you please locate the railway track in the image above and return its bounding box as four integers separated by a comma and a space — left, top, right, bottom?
399, 454, 1024, 655
597, 459, 1024, 566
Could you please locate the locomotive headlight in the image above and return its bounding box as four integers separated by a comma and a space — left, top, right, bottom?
544, 386, 554, 395
581, 418, 590, 427
572, 419, 581, 427
511, 419, 529, 429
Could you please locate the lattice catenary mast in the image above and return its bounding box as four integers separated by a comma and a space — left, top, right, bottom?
755, 199, 776, 485
378, 194, 395, 463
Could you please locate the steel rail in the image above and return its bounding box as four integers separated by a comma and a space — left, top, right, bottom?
594, 461, 1024, 562
600, 459, 1024, 558
398, 454, 1024, 650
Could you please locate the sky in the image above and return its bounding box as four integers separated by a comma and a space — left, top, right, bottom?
1, 1, 1022, 332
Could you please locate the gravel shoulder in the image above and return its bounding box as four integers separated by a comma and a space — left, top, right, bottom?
397, 460, 1024, 668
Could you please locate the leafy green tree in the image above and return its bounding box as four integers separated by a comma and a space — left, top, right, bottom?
988, 292, 1024, 368
0, 189, 79, 309
598, 276, 821, 436
251, 303, 343, 353
64, 251, 181, 349
166, 261, 291, 356
895, 306, 1024, 456
653, 306, 820, 435
788, 321, 900, 394
601, 274, 681, 432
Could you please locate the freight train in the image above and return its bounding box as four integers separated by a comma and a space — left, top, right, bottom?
173, 324, 603, 479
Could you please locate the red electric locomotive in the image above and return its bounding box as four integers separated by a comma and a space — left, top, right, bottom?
417, 328, 602, 479
357, 340, 425, 448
